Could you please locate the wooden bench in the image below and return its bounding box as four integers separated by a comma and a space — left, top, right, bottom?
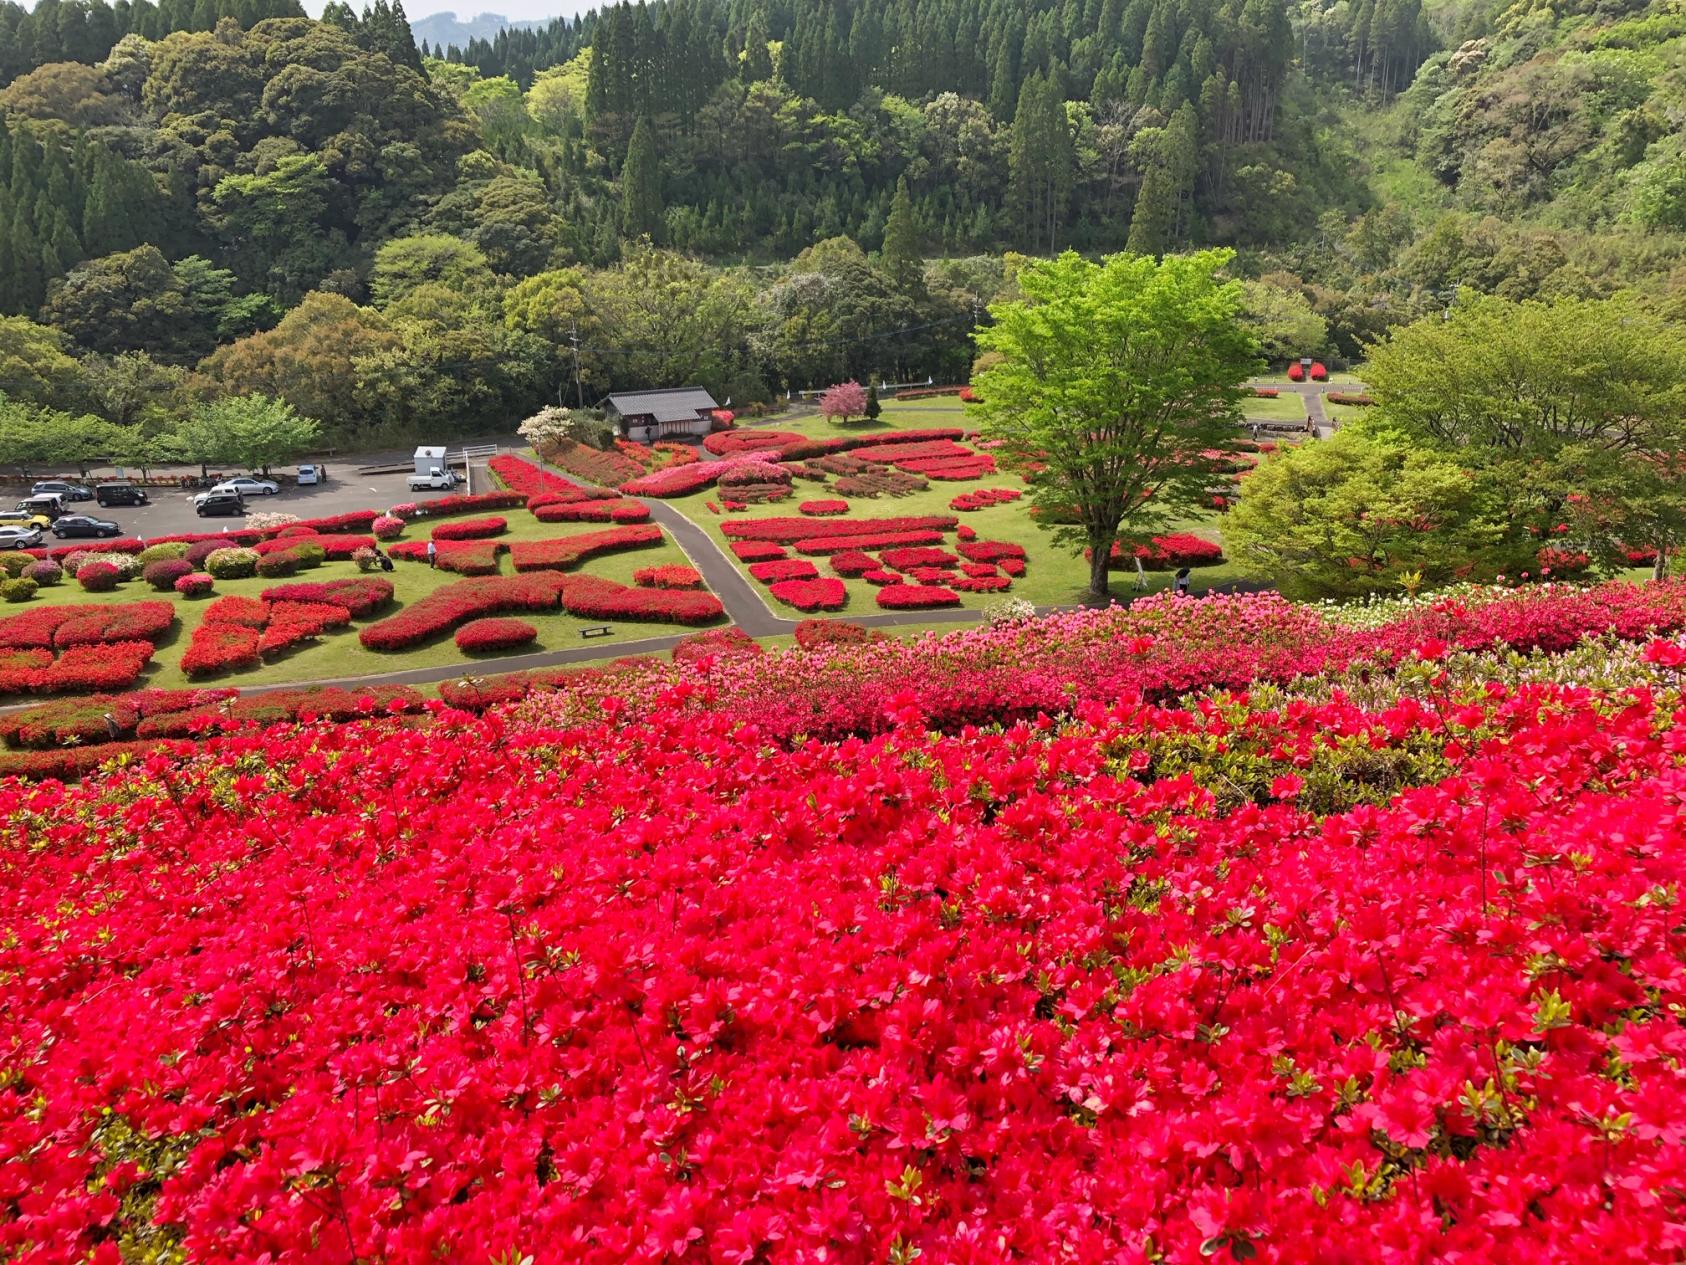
580, 625, 613, 638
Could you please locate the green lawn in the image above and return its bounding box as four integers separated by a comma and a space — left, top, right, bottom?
1324, 397, 1377, 425
1243, 393, 1311, 422
13, 507, 711, 692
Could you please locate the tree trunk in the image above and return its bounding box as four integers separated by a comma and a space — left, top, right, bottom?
1089, 538, 1113, 599
1654, 550, 1668, 583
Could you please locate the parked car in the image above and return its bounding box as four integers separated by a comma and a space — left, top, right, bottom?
15, 494, 64, 520
297, 464, 320, 485
0, 524, 44, 548
195, 491, 246, 518
95, 482, 149, 508
30, 479, 92, 502
0, 509, 51, 529
208, 476, 278, 498
408, 467, 460, 492
51, 514, 123, 539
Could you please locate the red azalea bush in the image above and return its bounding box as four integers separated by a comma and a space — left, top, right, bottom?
76, 561, 121, 592
1102, 533, 1226, 570
1309, 361, 1329, 381
948, 574, 1012, 592
794, 529, 947, 555
876, 583, 962, 609
721, 514, 957, 544
792, 618, 882, 649
1001, 558, 1027, 577
360, 573, 570, 650
1538, 546, 1592, 577
143, 559, 194, 591
748, 559, 819, 583
488, 453, 591, 501
0, 601, 176, 649
372, 515, 404, 540
799, 499, 849, 516
534, 498, 652, 524
729, 540, 787, 562
455, 617, 539, 653
174, 573, 213, 598
1287, 361, 1306, 381
907, 565, 959, 583
559, 575, 725, 625
671, 626, 763, 664
15, 583, 1686, 1263
1253, 386, 1280, 398
259, 577, 394, 618
862, 568, 904, 585
958, 540, 1028, 564
957, 524, 978, 542
633, 565, 703, 590
389, 539, 506, 576
703, 429, 802, 456
394, 493, 524, 521
548, 440, 645, 487
828, 550, 877, 577
0, 687, 237, 748
894, 455, 998, 480
130, 685, 422, 739
880, 546, 959, 572
509, 525, 663, 572
950, 487, 1022, 511
180, 621, 260, 675
768, 576, 847, 611
1327, 391, 1375, 406
430, 516, 507, 541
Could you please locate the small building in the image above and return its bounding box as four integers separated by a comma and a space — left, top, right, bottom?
604, 387, 720, 442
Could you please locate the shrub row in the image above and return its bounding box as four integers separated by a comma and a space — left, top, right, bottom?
748, 559, 819, 583
950, 487, 1022, 511
134, 685, 426, 738
875, 584, 962, 609
0, 640, 156, 695
793, 530, 948, 555
0, 600, 175, 649
390, 539, 507, 576
259, 577, 394, 618
430, 516, 507, 542
768, 577, 847, 612
533, 498, 651, 524
0, 687, 237, 749
798, 500, 850, 516
391, 492, 524, 521
729, 540, 787, 562
455, 617, 539, 652
721, 514, 958, 544
633, 565, 704, 590
508, 525, 663, 572
359, 574, 570, 650
488, 453, 593, 502
560, 575, 725, 625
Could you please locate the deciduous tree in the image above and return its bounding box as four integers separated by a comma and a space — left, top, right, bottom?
975, 249, 1258, 598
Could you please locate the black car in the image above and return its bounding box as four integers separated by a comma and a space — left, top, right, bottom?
195, 491, 246, 518
95, 482, 149, 508
51, 514, 123, 539
31, 480, 92, 502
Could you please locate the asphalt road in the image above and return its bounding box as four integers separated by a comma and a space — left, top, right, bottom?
27, 465, 492, 541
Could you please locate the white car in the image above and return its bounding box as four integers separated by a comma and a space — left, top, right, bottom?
0, 525, 43, 548
296, 464, 320, 486
208, 477, 279, 498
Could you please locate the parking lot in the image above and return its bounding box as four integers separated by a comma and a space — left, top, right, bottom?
11, 463, 494, 542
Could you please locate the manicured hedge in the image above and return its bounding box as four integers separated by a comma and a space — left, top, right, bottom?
793, 530, 947, 555
633, 565, 703, 590
828, 550, 877, 577
793, 619, 882, 649
134, 685, 426, 738
876, 584, 961, 609
950, 488, 1021, 511
957, 540, 1028, 564
533, 498, 652, 524
0, 687, 237, 748
430, 516, 507, 541
0, 640, 156, 695
721, 514, 958, 544
0, 600, 175, 649
488, 453, 593, 503
559, 576, 724, 625
359, 573, 570, 651
768, 577, 847, 612
455, 617, 539, 652
880, 547, 959, 572
390, 539, 507, 576
508, 525, 663, 573
748, 559, 819, 583
729, 541, 787, 562
259, 577, 394, 618
393, 493, 524, 521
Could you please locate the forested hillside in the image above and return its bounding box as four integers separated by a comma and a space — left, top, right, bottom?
1, 0, 1683, 457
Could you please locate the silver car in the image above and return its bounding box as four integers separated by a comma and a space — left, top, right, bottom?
0, 524, 44, 549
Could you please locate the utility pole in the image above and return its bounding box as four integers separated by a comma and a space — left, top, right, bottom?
569, 319, 585, 409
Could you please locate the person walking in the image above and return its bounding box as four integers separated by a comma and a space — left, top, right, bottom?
1174, 566, 1192, 596
426, 539, 437, 568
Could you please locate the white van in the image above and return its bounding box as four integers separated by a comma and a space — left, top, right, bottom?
297, 463, 320, 485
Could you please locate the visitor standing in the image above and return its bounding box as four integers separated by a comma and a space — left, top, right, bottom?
1174, 567, 1192, 596
426, 539, 437, 568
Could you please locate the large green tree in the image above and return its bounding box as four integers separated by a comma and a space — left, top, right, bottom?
620, 115, 664, 240
176, 393, 320, 471
1225, 428, 1514, 599
974, 248, 1259, 598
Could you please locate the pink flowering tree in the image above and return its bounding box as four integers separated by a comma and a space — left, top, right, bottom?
818, 380, 868, 424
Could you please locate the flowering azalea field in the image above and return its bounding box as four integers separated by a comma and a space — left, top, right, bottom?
8, 582, 1686, 1261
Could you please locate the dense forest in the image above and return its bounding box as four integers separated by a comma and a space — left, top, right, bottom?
1, 0, 1684, 455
